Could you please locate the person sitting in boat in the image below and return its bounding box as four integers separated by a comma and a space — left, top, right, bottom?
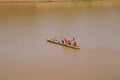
68, 40, 71, 45
54, 37, 60, 43
53, 37, 57, 41
61, 39, 64, 44
71, 37, 77, 46
64, 38, 69, 45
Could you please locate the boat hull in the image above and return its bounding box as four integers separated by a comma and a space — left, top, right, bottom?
47, 37, 80, 49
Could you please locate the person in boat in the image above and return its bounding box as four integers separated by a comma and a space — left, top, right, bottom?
64, 38, 69, 45
71, 37, 77, 46
61, 39, 64, 44
54, 37, 60, 43
68, 40, 71, 45
53, 37, 57, 41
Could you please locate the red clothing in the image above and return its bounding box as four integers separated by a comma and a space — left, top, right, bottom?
64, 39, 69, 45
72, 39, 76, 44
72, 39, 77, 46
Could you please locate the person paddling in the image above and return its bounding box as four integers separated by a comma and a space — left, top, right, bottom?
71, 37, 77, 46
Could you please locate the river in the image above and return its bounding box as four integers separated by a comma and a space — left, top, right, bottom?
0, 6, 120, 80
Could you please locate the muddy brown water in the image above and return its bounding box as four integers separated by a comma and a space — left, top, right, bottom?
0, 7, 120, 80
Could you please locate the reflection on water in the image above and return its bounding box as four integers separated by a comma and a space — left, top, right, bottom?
0, 6, 120, 80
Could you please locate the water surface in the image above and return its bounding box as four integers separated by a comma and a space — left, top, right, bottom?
0, 7, 120, 80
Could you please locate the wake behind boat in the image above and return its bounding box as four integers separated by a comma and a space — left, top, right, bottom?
47, 37, 80, 49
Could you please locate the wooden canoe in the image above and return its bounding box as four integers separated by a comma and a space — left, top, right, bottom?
47, 37, 80, 49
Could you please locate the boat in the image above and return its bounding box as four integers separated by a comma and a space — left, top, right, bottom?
47, 37, 80, 49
